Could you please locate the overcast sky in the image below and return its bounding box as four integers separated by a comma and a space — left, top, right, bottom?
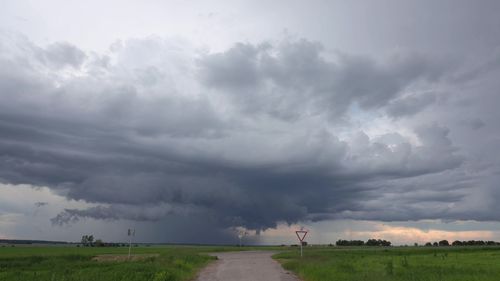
1, 0, 500, 245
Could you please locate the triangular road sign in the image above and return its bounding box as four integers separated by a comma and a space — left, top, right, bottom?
295, 230, 308, 242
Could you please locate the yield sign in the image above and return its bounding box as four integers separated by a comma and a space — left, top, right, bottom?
295, 230, 308, 242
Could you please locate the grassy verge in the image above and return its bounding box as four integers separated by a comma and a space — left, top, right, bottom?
274, 246, 500, 281
0, 245, 233, 281
0, 244, 287, 281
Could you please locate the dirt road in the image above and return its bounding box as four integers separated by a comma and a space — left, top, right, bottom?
195, 251, 300, 281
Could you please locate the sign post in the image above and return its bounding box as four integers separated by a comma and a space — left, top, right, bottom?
127, 228, 135, 260
237, 230, 247, 247
295, 228, 308, 258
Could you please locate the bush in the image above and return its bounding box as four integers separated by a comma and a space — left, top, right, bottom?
438, 240, 450, 246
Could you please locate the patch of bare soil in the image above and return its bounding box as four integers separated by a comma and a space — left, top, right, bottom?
92, 254, 159, 262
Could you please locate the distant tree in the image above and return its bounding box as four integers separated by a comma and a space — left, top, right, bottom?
438, 240, 450, 246
462, 240, 485, 246
350, 240, 364, 246
81, 235, 91, 246
81, 235, 95, 247
414, 243, 418, 247
336, 240, 366, 246
381, 240, 391, 247
365, 239, 391, 246
335, 239, 391, 247
433, 242, 438, 247
425, 242, 432, 247
336, 239, 348, 246
452, 240, 463, 246
94, 239, 104, 247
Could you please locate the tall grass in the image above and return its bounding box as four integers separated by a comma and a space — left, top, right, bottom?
0, 244, 287, 281
0, 246, 214, 281
274, 246, 500, 281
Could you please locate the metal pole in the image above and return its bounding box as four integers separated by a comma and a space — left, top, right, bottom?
128, 235, 132, 259
300, 243, 303, 257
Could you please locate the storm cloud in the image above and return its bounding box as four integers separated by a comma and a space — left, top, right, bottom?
1, 0, 500, 243
198, 41, 449, 120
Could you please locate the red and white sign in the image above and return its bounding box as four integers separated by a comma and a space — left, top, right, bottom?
295, 229, 308, 242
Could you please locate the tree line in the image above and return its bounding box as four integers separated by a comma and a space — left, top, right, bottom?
80, 234, 131, 247
335, 239, 392, 246
333, 239, 500, 247
424, 240, 500, 247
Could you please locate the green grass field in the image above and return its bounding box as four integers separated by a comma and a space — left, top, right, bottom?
275, 246, 500, 281
2, 245, 500, 281
0, 245, 240, 281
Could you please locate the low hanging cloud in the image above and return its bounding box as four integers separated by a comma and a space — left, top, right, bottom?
1, 31, 499, 241
50, 204, 182, 226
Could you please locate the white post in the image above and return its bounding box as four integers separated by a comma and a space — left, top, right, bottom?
127, 228, 134, 260
237, 230, 246, 247
128, 235, 132, 259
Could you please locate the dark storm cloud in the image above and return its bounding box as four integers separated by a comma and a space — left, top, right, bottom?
451, 51, 500, 83
50, 204, 181, 225
198, 40, 449, 120
0, 31, 499, 242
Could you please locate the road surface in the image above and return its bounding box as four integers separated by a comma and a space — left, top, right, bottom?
195, 251, 301, 281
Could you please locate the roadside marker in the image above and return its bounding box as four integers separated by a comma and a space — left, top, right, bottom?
237, 230, 248, 247
295, 228, 308, 258
128, 228, 135, 260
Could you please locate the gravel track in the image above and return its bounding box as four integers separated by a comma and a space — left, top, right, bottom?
195, 251, 301, 281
